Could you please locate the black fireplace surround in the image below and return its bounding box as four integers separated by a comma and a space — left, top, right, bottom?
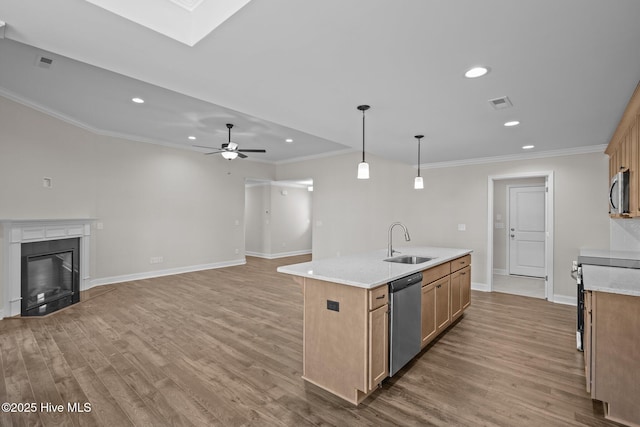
21, 238, 80, 316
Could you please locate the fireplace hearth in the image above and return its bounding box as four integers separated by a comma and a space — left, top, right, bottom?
21, 238, 80, 316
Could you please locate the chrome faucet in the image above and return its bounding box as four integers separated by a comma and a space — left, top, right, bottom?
388, 222, 411, 257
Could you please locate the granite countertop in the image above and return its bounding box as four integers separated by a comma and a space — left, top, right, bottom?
277, 246, 472, 289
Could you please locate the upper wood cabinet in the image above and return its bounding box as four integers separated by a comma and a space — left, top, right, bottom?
606, 81, 640, 217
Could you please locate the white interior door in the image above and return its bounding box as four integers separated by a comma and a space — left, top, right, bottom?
508, 186, 546, 278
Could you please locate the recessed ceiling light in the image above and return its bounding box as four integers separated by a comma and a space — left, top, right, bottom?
522, 145, 535, 150
285, 138, 293, 143
188, 136, 196, 140
464, 66, 489, 78
504, 120, 520, 127
131, 97, 145, 104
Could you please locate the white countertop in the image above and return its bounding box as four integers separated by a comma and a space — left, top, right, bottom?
582, 264, 640, 297
277, 246, 472, 289
580, 248, 640, 260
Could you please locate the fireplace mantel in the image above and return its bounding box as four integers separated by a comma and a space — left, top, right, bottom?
1, 219, 93, 318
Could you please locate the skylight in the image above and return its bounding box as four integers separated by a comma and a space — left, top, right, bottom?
84, 0, 252, 46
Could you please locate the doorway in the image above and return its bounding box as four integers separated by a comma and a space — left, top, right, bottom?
508, 185, 546, 278
244, 178, 313, 259
487, 172, 554, 301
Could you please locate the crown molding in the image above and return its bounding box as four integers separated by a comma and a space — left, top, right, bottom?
420, 144, 608, 170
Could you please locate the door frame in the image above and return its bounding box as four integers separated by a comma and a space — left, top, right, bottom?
506, 183, 546, 278
486, 171, 555, 301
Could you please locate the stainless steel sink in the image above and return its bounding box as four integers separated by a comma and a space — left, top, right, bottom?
384, 255, 434, 264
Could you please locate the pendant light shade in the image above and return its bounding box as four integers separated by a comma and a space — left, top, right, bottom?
414, 176, 424, 189
357, 161, 370, 179
357, 105, 370, 179
414, 135, 424, 190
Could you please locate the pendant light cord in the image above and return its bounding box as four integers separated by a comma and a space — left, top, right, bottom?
417, 140, 421, 177
362, 109, 366, 162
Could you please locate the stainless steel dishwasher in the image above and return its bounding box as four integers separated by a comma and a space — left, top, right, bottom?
389, 271, 423, 376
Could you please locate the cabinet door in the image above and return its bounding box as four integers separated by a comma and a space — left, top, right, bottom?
435, 276, 451, 332
421, 283, 437, 347
450, 271, 462, 320
460, 266, 471, 310
368, 304, 388, 390
584, 291, 592, 394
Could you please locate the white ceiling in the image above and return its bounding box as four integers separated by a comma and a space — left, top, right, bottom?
1, 0, 639, 167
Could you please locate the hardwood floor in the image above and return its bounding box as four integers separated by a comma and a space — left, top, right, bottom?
0, 255, 620, 426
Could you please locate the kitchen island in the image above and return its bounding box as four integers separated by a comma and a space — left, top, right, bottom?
277, 246, 472, 404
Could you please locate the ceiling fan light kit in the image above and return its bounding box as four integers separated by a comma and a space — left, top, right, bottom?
195, 123, 266, 160
357, 105, 371, 180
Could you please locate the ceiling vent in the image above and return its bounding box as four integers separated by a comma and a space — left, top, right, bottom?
35, 54, 54, 69
488, 96, 513, 110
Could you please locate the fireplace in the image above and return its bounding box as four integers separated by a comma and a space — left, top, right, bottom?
1, 219, 92, 319
21, 238, 80, 316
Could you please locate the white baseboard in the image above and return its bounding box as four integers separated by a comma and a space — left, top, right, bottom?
245, 249, 311, 260
0, 309, 4, 320
493, 268, 508, 276
88, 259, 246, 289
471, 282, 490, 292
551, 294, 577, 306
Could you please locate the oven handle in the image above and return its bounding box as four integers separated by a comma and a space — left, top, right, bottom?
570, 260, 579, 280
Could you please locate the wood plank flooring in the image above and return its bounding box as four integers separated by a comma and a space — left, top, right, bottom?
0, 255, 621, 426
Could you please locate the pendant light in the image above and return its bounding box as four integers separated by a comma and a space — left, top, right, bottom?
357, 105, 370, 179
414, 135, 424, 189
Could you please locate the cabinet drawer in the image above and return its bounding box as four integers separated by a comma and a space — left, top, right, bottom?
451, 254, 471, 273
422, 263, 451, 286
369, 285, 388, 310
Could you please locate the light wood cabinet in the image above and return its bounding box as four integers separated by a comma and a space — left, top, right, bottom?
435, 277, 451, 331
368, 304, 388, 389
302, 279, 388, 405
583, 290, 640, 426
584, 290, 592, 394
451, 266, 471, 320
606, 81, 640, 217
421, 255, 471, 347
420, 282, 437, 347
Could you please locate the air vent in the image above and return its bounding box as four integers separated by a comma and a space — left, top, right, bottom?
488, 96, 513, 110
35, 54, 54, 69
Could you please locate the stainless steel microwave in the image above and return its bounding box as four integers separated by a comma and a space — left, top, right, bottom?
609, 168, 630, 214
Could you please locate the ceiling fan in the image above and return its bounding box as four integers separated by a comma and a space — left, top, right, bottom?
195, 123, 266, 160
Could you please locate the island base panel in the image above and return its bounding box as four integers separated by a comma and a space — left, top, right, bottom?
303, 278, 368, 403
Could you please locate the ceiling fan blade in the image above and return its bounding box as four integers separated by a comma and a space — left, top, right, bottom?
237, 152, 248, 159
204, 151, 224, 155
237, 149, 266, 153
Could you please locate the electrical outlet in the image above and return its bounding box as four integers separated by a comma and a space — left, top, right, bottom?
457, 224, 466, 231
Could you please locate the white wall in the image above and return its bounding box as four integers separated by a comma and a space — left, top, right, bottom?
245, 183, 270, 255
0, 96, 276, 305
0, 93, 612, 306
277, 150, 610, 300
244, 181, 312, 258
